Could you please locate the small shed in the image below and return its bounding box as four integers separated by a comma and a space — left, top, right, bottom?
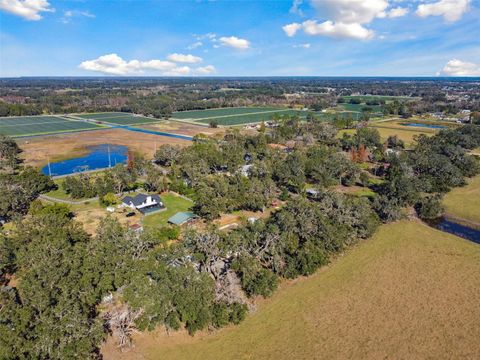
168, 211, 197, 226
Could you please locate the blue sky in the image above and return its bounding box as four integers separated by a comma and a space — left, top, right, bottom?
0, 0, 479, 77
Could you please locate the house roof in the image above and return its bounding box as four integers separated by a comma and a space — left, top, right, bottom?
122, 193, 161, 207
168, 211, 197, 225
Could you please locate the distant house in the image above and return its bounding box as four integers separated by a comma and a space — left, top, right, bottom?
168, 211, 197, 226
122, 193, 164, 215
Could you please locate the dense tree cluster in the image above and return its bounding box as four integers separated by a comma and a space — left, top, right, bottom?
373, 125, 480, 221
62, 165, 137, 199
0, 135, 55, 221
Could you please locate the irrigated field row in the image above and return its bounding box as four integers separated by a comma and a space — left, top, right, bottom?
95, 115, 162, 126
171, 107, 287, 120
73, 113, 163, 125
75, 112, 129, 120
0, 115, 103, 137
196, 110, 303, 125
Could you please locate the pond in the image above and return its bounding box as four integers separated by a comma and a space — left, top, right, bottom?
434, 219, 480, 245
41, 144, 128, 176
401, 123, 447, 129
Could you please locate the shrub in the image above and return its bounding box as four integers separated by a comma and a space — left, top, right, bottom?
415, 194, 444, 220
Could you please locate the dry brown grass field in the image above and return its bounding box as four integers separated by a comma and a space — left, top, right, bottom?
103, 221, 480, 360
17, 127, 195, 168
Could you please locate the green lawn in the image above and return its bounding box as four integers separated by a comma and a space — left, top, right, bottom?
44, 178, 96, 201
142, 192, 193, 228
103, 221, 480, 360
443, 175, 480, 224
44, 179, 78, 200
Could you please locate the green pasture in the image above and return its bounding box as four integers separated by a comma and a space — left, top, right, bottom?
74, 112, 162, 126
0, 115, 103, 137
171, 107, 288, 120
196, 109, 303, 126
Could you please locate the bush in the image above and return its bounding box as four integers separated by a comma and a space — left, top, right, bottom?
229, 303, 248, 325
415, 194, 444, 220
233, 257, 279, 298
373, 195, 403, 222
243, 268, 278, 297
212, 302, 248, 328
101, 192, 118, 206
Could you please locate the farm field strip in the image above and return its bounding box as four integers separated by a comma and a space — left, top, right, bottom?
171, 107, 290, 120
190, 109, 297, 121
0, 115, 104, 137
74, 112, 130, 119
196, 110, 303, 126
72, 112, 164, 126
98, 115, 164, 125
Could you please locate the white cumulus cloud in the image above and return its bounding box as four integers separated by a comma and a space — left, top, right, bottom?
166, 53, 202, 63
219, 36, 250, 49
283, 23, 302, 37
386, 7, 409, 18
0, 0, 54, 20
309, 0, 389, 24
195, 65, 216, 75
283, 0, 409, 40
302, 20, 375, 40
416, 0, 470, 23
440, 59, 480, 76
163, 66, 191, 76
79, 53, 217, 76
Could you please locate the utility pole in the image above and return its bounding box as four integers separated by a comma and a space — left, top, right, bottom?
108, 145, 112, 168
47, 155, 52, 177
